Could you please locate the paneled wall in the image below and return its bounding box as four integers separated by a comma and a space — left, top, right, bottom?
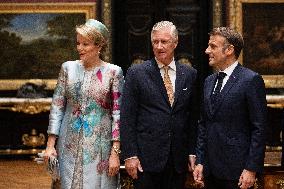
112, 0, 211, 84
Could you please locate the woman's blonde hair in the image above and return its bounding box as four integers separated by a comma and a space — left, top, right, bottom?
76, 19, 109, 54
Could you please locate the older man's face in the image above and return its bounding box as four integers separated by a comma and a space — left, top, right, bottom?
151, 29, 177, 65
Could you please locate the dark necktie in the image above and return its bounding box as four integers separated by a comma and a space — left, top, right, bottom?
211, 72, 226, 104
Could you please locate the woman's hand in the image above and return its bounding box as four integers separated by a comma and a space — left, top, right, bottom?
108, 151, 120, 176
43, 146, 57, 163
43, 134, 57, 163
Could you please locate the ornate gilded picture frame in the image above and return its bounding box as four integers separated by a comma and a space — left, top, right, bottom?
227, 0, 284, 88
0, 3, 96, 90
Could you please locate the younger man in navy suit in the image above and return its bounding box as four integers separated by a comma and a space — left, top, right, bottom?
194, 27, 267, 189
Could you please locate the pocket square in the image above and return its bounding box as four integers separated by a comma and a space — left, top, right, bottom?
182, 88, 188, 91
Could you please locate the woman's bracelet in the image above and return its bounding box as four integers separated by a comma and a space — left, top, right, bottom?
112, 145, 121, 155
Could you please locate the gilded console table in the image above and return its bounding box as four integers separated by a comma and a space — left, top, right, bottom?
0, 97, 52, 114
0, 98, 52, 156
0, 95, 279, 116
263, 95, 284, 189
266, 95, 284, 109
0, 96, 283, 187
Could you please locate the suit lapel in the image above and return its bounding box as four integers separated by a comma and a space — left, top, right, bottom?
146, 59, 170, 106
212, 64, 241, 114
172, 62, 186, 108
205, 74, 217, 117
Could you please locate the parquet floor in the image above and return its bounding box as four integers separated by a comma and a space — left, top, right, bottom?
0, 159, 52, 189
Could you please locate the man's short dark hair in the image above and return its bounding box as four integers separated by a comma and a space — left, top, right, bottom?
209, 27, 244, 59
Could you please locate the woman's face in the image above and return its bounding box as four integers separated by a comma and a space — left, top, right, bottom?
76, 33, 101, 63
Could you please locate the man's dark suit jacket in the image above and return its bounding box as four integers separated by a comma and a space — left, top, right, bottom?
196, 64, 267, 180
120, 59, 197, 173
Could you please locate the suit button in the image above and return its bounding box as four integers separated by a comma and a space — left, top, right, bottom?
168, 132, 171, 137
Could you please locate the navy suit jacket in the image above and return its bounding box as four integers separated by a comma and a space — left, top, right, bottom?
196, 64, 267, 180
120, 59, 197, 173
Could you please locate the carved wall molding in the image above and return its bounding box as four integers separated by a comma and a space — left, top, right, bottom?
101, 0, 112, 62
22, 129, 46, 148
127, 15, 152, 34
168, 12, 197, 34
213, 0, 223, 27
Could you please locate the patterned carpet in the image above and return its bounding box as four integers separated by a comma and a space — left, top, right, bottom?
0, 159, 52, 189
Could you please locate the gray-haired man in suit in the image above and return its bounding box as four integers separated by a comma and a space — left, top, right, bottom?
121, 21, 198, 189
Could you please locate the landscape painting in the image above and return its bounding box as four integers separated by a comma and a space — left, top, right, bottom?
0, 13, 85, 79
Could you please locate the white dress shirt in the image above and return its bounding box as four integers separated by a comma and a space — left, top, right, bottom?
215, 61, 238, 91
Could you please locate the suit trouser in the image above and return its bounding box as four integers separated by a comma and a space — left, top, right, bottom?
133, 154, 186, 189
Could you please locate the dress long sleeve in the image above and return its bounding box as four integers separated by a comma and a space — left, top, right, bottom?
110, 67, 124, 141
48, 65, 67, 136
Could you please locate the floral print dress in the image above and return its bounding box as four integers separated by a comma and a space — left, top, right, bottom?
47, 60, 124, 189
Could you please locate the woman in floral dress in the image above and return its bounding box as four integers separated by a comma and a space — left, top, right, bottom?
43, 19, 123, 189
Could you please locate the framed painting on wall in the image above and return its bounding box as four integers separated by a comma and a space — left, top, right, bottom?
227, 0, 284, 88
0, 3, 96, 90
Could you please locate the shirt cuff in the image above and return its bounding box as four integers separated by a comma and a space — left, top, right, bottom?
124, 156, 138, 161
